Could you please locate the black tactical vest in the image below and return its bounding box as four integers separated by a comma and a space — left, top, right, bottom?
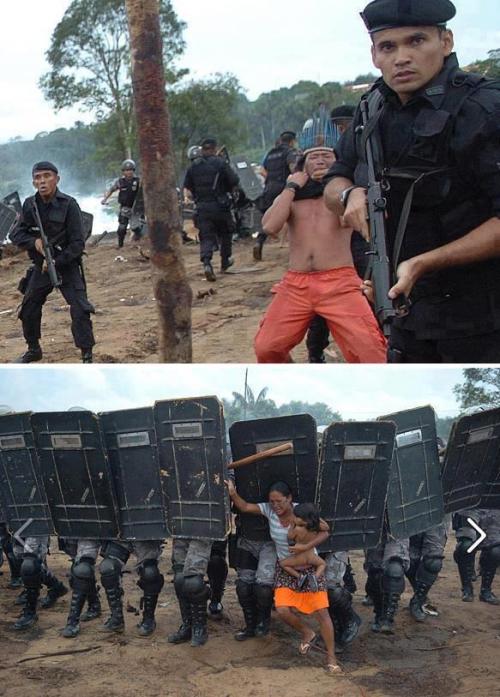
356, 72, 500, 339
118, 176, 140, 208
188, 156, 231, 211
262, 145, 294, 208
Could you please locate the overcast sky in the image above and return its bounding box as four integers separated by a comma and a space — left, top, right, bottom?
0, 365, 463, 421
0, 0, 498, 143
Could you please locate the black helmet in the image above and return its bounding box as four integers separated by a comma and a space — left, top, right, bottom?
121, 159, 136, 171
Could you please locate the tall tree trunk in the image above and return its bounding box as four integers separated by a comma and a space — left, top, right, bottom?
125, 0, 192, 362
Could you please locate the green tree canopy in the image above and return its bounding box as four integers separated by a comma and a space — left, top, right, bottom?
168, 74, 245, 166
40, 0, 186, 157
453, 368, 500, 411
466, 49, 500, 78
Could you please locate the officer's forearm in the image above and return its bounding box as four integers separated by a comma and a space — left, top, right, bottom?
324, 177, 353, 216
409, 217, 500, 278
262, 190, 295, 237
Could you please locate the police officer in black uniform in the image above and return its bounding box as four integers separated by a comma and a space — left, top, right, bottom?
11, 162, 95, 364
101, 160, 141, 248
325, 0, 500, 363
254, 131, 298, 261
183, 137, 240, 282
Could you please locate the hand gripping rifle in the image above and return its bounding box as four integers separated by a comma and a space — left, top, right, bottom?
32, 199, 62, 288
359, 98, 408, 338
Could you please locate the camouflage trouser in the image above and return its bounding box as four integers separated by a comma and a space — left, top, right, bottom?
324, 551, 349, 589
457, 509, 500, 550
64, 539, 100, 563
13, 536, 49, 562
365, 538, 411, 572
172, 538, 213, 577
410, 524, 448, 562
235, 537, 277, 587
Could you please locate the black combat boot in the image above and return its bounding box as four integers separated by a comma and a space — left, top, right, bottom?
409, 580, 430, 622
40, 570, 68, 609
343, 561, 357, 595
456, 548, 476, 602
479, 565, 499, 605
221, 257, 234, 273
234, 580, 257, 641
168, 594, 192, 644
13, 587, 39, 630
62, 592, 87, 638
137, 594, 159, 636
380, 592, 401, 634
17, 345, 43, 364
80, 582, 101, 622
204, 262, 216, 282
102, 586, 125, 632
366, 571, 383, 633
328, 586, 361, 648
254, 585, 273, 637
190, 598, 208, 647
81, 349, 93, 364
15, 589, 27, 606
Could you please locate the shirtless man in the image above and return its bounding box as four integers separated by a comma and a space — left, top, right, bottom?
254, 146, 387, 363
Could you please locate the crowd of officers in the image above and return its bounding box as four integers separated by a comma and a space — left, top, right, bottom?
1, 507, 498, 652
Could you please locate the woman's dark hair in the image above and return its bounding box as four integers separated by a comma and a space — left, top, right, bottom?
293, 503, 321, 532
268, 481, 292, 498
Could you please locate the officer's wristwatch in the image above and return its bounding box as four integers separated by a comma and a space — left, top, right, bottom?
340, 185, 363, 208
285, 182, 301, 194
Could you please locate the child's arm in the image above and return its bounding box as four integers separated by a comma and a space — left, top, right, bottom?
288, 525, 330, 555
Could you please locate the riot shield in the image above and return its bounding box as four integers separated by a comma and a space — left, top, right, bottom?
0, 412, 54, 537
379, 406, 444, 537
442, 407, 500, 513
231, 156, 264, 202
81, 212, 94, 241
31, 411, 119, 540
154, 397, 229, 541
0, 201, 18, 244
2, 191, 22, 215
100, 407, 168, 540
229, 415, 318, 541
316, 421, 395, 552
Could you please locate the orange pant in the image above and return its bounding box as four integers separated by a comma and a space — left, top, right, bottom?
254, 267, 387, 363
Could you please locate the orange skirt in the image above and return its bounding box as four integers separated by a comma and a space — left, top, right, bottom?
274, 587, 329, 615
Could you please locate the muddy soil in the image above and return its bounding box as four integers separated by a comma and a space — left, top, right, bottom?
1, 542, 498, 697
0, 227, 341, 364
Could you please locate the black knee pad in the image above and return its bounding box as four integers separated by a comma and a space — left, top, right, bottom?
183, 574, 209, 603
236, 580, 255, 604
254, 583, 273, 609
99, 557, 122, 590
422, 556, 443, 576
21, 554, 42, 589
137, 559, 164, 595
383, 559, 405, 594
173, 571, 186, 598
72, 558, 95, 594
327, 585, 351, 610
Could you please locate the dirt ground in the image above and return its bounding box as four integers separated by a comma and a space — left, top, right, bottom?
0, 226, 337, 365
0, 541, 499, 697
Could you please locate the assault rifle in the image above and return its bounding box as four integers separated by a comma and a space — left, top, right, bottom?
32, 199, 62, 288
360, 98, 408, 338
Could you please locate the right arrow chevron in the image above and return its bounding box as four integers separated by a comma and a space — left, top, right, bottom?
466, 518, 487, 554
